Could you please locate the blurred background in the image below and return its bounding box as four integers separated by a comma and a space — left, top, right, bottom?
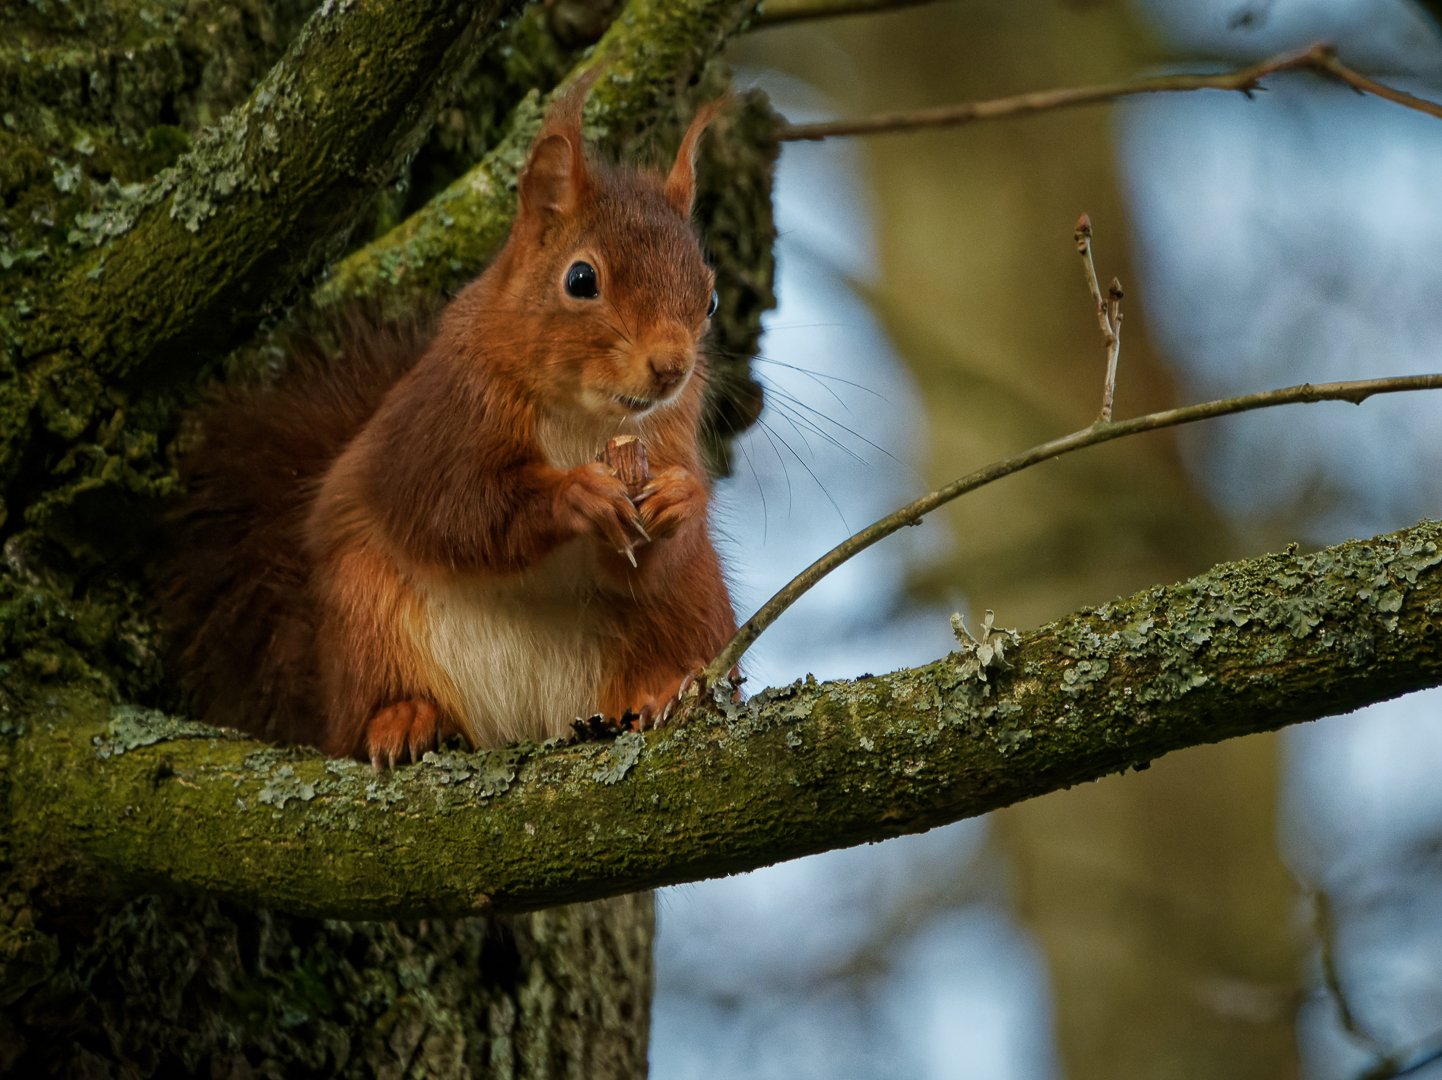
651, 1, 1442, 1076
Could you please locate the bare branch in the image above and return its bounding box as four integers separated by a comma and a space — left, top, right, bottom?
1074, 214, 1125, 421
1308, 47, 1442, 121
778, 43, 1442, 142
1313, 890, 1398, 1072
755, 0, 946, 27
1103, 277, 1125, 422
1075, 214, 1112, 342
701, 374, 1442, 684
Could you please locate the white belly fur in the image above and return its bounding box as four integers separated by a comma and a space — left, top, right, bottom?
415, 540, 611, 746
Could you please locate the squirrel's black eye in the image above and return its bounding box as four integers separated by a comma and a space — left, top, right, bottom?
706, 289, 719, 319
564, 261, 599, 300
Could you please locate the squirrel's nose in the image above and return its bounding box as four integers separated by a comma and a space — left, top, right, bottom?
647, 351, 691, 393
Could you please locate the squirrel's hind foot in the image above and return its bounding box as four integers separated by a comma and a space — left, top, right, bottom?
366, 698, 447, 770
634, 666, 707, 731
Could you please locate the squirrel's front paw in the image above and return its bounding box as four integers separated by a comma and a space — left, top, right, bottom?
557, 462, 647, 551
635, 467, 706, 540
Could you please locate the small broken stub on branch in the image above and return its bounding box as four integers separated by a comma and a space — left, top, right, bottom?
600, 434, 651, 497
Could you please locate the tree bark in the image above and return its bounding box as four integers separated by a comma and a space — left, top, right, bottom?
0, 890, 653, 1078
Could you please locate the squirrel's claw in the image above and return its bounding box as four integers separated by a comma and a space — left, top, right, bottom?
636, 467, 706, 541
559, 462, 646, 553
634, 667, 702, 731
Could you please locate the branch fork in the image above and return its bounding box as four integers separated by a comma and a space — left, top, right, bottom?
698, 373, 1442, 685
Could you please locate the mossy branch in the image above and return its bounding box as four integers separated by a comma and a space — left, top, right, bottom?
7, 520, 1440, 921
315, 0, 763, 313
26, 0, 520, 382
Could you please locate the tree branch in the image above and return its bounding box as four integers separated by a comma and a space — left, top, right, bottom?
1074, 213, 1124, 422
8, 520, 1441, 921
754, 0, 946, 27
26, 0, 521, 382
778, 43, 1442, 142
314, 0, 764, 313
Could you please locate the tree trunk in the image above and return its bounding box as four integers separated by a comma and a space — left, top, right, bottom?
1, 892, 654, 1078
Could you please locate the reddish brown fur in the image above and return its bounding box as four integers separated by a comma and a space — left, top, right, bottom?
164, 317, 432, 748
166, 84, 736, 762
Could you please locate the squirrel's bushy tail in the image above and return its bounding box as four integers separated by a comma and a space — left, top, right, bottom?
163, 316, 430, 744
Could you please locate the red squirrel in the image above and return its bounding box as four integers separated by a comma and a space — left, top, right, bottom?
166, 83, 737, 765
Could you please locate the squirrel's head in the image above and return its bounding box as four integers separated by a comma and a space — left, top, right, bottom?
475, 74, 723, 424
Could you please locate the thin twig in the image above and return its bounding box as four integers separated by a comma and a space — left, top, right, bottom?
1075, 214, 1111, 339
778, 43, 1442, 142
1309, 886, 1442, 1080
1354, 1021, 1442, 1080
1377, 1039, 1442, 1080
1309, 49, 1442, 121
755, 0, 945, 27
1102, 278, 1124, 422
1318, 885, 1442, 1080
1074, 214, 1124, 421
699, 373, 1442, 686
1313, 890, 1400, 1075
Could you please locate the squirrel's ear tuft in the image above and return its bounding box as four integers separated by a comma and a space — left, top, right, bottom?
519, 68, 602, 217
664, 97, 727, 217
520, 133, 585, 216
